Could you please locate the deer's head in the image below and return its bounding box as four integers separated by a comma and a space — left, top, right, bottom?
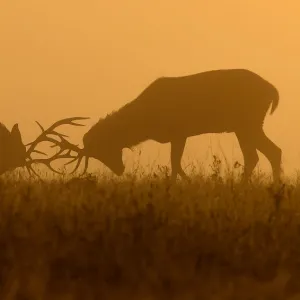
81, 125, 125, 176
0, 123, 27, 174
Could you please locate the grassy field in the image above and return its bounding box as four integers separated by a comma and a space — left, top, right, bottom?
0, 162, 300, 299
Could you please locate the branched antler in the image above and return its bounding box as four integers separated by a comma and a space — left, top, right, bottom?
25, 117, 90, 176
26, 117, 89, 157
64, 153, 89, 175
26, 151, 78, 176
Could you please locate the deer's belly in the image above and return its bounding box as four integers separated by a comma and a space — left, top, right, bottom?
149, 122, 235, 144
146, 104, 244, 142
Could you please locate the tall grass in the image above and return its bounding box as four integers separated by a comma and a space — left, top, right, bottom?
0, 159, 299, 299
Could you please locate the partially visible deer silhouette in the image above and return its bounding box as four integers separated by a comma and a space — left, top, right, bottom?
59, 69, 282, 182
0, 123, 27, 175
0, 118, 89, 177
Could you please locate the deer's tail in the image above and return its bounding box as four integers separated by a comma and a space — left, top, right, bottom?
269, 86, 279, 115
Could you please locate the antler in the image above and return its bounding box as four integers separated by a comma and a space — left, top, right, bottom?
64, 152, 90, 175
25, 117, 90, 176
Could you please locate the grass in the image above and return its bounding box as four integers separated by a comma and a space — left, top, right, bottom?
0, 158, 300, 299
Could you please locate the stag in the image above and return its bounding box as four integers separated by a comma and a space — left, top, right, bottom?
0, 118, 89, 177
63, 69, 282, 182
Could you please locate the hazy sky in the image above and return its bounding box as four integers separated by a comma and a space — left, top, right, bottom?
1, 1, 300, 176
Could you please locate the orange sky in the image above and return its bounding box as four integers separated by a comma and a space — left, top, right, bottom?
0, 1, 300, 177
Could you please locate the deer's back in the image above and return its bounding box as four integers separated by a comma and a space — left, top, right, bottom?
138, 69, 273, 105
116, 69, 277, 142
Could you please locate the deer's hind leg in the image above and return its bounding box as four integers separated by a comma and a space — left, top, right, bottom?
170, 138, 189, 182
235, 130, 259, 182
254, 128, 282, 182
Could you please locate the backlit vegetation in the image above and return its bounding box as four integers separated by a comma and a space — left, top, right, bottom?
0, 156, 299, 299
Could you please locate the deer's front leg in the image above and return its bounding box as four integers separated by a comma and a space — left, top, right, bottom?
170, 138, 189, 182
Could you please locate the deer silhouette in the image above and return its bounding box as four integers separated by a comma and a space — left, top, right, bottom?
0, 118, 89, 177
59, 69, 282, 182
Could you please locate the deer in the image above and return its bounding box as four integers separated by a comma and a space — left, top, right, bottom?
0, 118, 89, 177
55, 69, 283, 183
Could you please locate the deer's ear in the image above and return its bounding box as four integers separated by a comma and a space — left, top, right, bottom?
11, 123, 22, 141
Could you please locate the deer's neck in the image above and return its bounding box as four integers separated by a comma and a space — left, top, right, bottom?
105, 107, 149, 149
116, 120, 148, 149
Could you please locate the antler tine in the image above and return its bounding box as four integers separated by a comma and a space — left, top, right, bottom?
81, 156, 89, 175
31, 149, 47, 156
46, 117, 90, 132
35, 121, 45, 133
25, 165, 33, 176
67, 154, 84, 175
26, 164, 42, 179
70, 155, 89, 176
